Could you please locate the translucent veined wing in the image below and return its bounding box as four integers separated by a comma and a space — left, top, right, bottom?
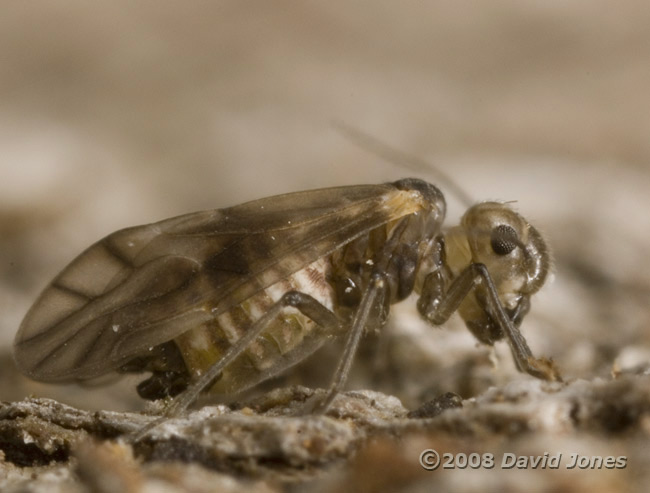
14, 180, 440, 382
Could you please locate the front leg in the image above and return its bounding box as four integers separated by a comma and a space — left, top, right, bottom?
417, 263, 561, 381
464, 295, 530, 346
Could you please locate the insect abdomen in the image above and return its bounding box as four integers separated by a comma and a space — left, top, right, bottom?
172, 256, 335, 394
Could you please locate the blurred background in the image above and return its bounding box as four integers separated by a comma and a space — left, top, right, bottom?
1, 1, 649, 411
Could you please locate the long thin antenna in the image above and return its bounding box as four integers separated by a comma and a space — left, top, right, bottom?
332, 121, 474, 208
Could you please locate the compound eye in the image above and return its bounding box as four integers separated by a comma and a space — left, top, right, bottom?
490, 224, 519, 255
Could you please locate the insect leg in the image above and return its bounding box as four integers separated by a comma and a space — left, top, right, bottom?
418, 263, 561, 381
508, 295, 531, 329
312, 270, 388, 414
309, 216, 418, 413
127, 291, 341, 443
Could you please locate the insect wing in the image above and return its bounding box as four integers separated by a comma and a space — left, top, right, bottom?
14, 183, 429, 382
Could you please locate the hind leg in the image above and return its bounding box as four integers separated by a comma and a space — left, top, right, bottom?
128, 290, 342, 442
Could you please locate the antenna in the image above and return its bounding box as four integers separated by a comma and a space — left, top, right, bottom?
332, 121, 474, 208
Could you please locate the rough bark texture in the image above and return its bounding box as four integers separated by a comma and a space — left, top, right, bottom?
2, 376, 650, 492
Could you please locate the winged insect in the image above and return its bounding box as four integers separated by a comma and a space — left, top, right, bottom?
15, 173, 559, 438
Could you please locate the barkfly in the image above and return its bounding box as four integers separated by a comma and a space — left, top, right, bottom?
14, 177, 560, 439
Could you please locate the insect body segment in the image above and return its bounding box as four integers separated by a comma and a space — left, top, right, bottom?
170, 256, 336, 397
14, 178, 559, 419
